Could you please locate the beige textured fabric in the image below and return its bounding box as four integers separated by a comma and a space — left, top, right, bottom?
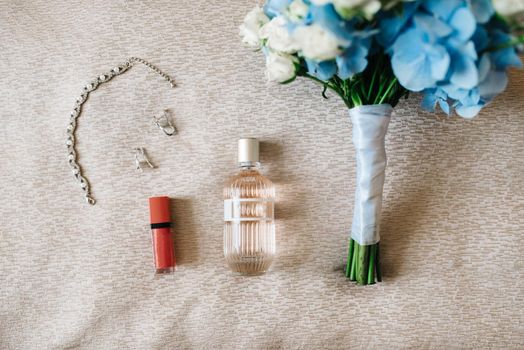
1, 1, 523, 349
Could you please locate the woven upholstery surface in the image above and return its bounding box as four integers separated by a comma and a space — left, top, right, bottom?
0, 1, 523, 349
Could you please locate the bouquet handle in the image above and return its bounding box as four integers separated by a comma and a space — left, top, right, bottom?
346, 104, 392, 284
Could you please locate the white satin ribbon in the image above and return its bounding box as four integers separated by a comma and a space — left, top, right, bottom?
349, 104, 392, 245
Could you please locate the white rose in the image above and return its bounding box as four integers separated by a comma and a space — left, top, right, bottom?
310, 0, 367, 7
310, 0, 333, 4
293, 24, 344, 61
287, 0, 309, 21
265, 51, 297, 83
333, 0, 369, 7
260, 16, 300, 53
310, 0, 382, 18
358, 0, 381, 17
239, 6, 270, 47
493, 0, 524, 16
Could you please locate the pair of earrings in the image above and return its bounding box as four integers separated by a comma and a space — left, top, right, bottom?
134, 109, 176, 171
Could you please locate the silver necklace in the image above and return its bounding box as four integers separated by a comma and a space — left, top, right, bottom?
66, 57, 176, 205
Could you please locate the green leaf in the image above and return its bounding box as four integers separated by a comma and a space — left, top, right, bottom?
280, 75, 297, 85
322, 84, 329, 99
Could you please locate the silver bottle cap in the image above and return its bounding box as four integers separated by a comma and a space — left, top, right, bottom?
238, 138, 259, 165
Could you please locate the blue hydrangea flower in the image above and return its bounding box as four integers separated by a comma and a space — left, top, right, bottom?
489, 30, 524, 70
336, 36, 372, 79
378, 1, 421, 47
422, 87, 451, 114
304, 35, 371, 80
422, 26, 522, 118
382, 0, 522, 117
468, 0, 494, 23
264, 0, 292, 18
305, 59, 338, 80
388, 0, 480, 92
306, 3, 355, 43
390, 19, 452, 91
279, 3, 373, 81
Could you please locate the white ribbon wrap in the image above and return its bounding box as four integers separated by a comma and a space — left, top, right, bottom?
349, 104, 392, 246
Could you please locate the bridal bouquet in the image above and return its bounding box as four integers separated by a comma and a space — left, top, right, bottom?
240, 0, 523, 284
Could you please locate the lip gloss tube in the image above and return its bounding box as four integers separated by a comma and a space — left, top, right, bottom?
149, 196, 176, 274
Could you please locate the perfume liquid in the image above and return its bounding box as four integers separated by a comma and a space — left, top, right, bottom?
224, 138, 276, 275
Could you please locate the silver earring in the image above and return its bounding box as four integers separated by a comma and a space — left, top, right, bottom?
134, 147, 155, 171
154, 109, 177, 136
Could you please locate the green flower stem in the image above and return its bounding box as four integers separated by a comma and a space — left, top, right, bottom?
376, 243, 382, 282
367, 61, 380, 101
346, 239, 380, 285
345, 238, 354, 278
367, 244, 377, 285
351, 93, 362, 107
299, 53, 408, 110
356, 243, 369, 285
488, 35, 524, 52
350, 241, 359, 280
303, 73, 352, 108
378, 77, 398, 105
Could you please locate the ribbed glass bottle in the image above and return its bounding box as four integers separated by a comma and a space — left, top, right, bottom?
223, 139, 276, 275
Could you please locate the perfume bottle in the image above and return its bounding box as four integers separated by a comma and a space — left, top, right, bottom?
224, 138, 276, 275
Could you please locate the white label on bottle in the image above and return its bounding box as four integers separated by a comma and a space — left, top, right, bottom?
224, 199, 274, 222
